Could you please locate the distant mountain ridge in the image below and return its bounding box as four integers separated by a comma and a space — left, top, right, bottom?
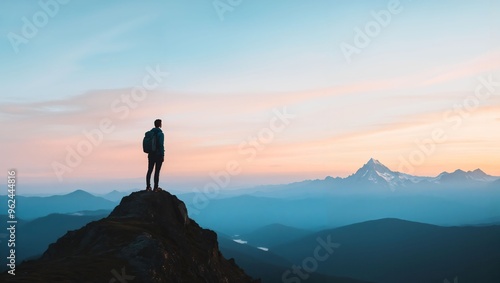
0, 189, 117, 219
182, 159, 500, 233
239, 223, 312, 248
436, 168, 499, 183
286, 158, 499, 192
344, 158, 430, 190
270, 218, 500, 283
0, 212, 108, 269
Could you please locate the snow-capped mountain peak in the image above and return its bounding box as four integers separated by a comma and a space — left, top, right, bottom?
349, 158, 401, 187
283, 158, 499, 193
361, 158, 391, 173
345, 158, 499, 189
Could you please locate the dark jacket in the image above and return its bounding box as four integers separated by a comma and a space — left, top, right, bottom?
148, 127, 165, 157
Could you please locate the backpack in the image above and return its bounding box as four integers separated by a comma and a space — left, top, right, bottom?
143, 130, 158, 153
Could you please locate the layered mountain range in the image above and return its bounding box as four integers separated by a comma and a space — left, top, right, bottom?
281, 158, 500, 193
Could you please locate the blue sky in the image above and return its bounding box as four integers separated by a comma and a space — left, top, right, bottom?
2, 0, 497, 100
1, 0, 499, 193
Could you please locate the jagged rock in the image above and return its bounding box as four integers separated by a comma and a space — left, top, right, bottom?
2, 190, 258, 283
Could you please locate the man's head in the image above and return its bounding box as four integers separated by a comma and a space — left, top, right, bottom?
154, 119, 162, 128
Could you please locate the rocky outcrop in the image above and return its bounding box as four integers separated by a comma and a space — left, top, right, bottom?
4, 190, 258, 283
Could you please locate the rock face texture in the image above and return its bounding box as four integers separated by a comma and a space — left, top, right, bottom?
4, 190, 257, 283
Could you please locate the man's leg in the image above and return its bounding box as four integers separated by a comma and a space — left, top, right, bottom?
146, 156, 155, 189
153, 157, 163, 189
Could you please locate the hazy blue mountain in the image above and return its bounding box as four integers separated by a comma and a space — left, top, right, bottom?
488, 178, 500, 189
270, 218, 500, 283
187, 195, 341, 234
67, 209, 112, 216
247, 158, 499, 197
218, 234, 292, 268
0, 190, 117, 219
180, 158, 499, 234
342, 158, 430, 190
0, 212, 108, 271
239, 223, 312, 247
435, 168, 499, 187
97, 189, 136, 201
217, 233, 372, 283
342, 158, 498, 190
187, 192, 499, 236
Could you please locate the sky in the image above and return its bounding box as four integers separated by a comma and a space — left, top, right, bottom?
0, 0, 499, 194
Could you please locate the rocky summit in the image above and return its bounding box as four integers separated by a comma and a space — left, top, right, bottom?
3, 190, 258, 283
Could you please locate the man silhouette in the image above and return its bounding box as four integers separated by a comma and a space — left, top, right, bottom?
146, 119, 165, 192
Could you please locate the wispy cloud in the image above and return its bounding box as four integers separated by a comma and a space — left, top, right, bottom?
421, 51, 500, 87
2, 83, 499, 186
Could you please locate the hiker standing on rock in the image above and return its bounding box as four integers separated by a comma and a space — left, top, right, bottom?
144, 119, 165, 192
